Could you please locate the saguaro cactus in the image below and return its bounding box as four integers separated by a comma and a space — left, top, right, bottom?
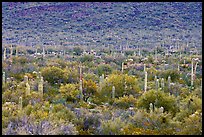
42, 46, 45, 58
79, 66, 82, 80
168, 76, 171, 89
144, 71, 147, 92
26, 82, 31, 96
19, 96, 22, 110
3, 48, 6, 60
156, 79, 159, 91
16, 47, 18, 57
144, 64, 146, 72
191, 59, 194, 87
122, 62, 124, 73
3, 72, 6, 85
112, 86, 115, 99
10, 45, 13, 58
161, 78, 164, 89
38, 76, 44, 97
79, 79, 83, 100
99, 74, 105, 91
154, 76, 157, 85
24, 75, 28, 83
159, 106, 164, 113
149, 103, 153, 113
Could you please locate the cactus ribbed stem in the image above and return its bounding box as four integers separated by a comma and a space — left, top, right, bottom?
26, 82, 31, 95
3, 48, 6, 60
79, 79, 83, 100
191, 59, 194, 87
161, 78, 164, 89
168, 76, 171, 89
112, 86, 115, 99
3, 72, 6, 85
19, 97, 22, 110
144, 71, 147, 92
122, 62, 124, 73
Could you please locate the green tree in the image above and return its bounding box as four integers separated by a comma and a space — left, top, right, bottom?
59, 83, 80, 102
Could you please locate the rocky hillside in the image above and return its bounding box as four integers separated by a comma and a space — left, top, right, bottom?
2, 2, 202, 48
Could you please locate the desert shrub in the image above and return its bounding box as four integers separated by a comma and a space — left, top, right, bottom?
113, 95, 137, 109
137, 90, 179, 115
98, 117, 126, 135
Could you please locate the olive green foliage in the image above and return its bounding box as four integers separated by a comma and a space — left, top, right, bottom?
59, 83, 80, 102
137, 90, 179, 115
99, 117, 126, 135
158, 69, 180, 82
100, 74, 140, 102
80, 55, 94, 63
113, 95, 137, 109
83, 79, 98, 102
96, 64, 113, 76
73, 47, 83, 56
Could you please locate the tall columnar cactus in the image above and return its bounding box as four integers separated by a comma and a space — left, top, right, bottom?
79, 79, 83, 100
155, 47, 157, 61
154, 76, 157, 85
79, 66, 82, 80
99, 74, 105, 91
194, 61, 198, 79
144, 64, 146, 72
161, 78, 164, 89
16, 47, 18, 57
26, 82, 31, 96
168, 76, 171, 89
3, 48, 6, 60
112, 86, 115, 99
144, 71, 147, 92
159, 106, 164, 113
42, 46, 45, 58
191, 59, 194, 87
38, 76, 44, 97
24, 75, 28, 83
35, 49, 38, 55
3, 72, 6, 85
19, 96, 23, 110
156, 79, 159, 91
149, 103, 153, 113
10, 45, 13, 58
122, 62, 124, 73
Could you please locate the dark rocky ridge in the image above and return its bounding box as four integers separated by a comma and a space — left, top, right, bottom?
2, 2, 202, 48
